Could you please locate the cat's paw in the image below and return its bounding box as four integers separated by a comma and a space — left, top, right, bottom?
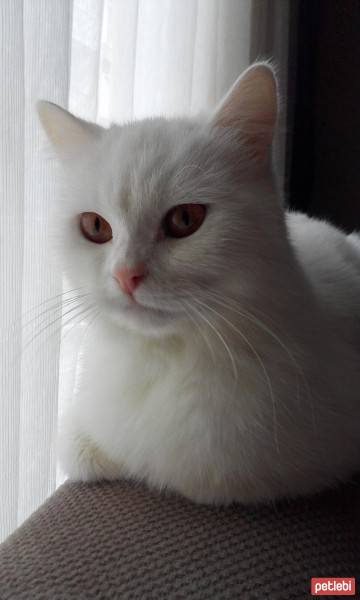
59, 430, 124, 482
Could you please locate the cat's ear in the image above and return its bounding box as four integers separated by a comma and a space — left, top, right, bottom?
37, 101, 103, 155
212, 62, 277, 161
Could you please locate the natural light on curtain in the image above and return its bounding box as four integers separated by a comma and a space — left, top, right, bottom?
69, 0, 252, 124
1, 0, 253, 542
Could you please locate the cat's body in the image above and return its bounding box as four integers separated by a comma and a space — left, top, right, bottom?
38, 63, 360, 504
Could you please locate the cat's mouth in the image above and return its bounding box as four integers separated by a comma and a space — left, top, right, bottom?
118, 286, 173, 316
110, 296, 180, 335
128, 298, 171, 318
105, 283, 180, 332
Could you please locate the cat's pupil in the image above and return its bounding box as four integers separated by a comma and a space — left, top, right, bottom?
182, 209, 190, 227
163, 204, 206, 237
94, 217, 101, 232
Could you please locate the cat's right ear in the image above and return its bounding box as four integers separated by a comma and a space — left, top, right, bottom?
211, 62, 277, 165
37, 101, 103, 156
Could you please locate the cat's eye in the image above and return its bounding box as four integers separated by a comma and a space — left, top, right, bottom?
163, 204, 206, 238
79, 212, 112, 244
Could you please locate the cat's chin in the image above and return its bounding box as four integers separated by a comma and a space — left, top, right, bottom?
104, 300, 183, 337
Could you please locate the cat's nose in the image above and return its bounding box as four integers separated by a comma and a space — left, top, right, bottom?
114, 264, 147, 296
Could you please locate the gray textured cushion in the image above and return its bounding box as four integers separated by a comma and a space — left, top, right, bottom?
0, 478, 359, 599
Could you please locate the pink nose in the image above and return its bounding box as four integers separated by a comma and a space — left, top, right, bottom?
114, 264, 147, 295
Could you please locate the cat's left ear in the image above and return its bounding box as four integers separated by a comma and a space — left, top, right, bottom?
37, 101, 103, 156
212, 62, 278, 161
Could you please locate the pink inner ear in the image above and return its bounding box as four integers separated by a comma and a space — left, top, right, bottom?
213, 64, 277, 150
114, 264, 147, 296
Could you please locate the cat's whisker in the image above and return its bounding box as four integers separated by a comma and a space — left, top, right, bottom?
22, 285, 86, 317
21, 304, 98, 388
21, 301, 94, 359
8, 298, 89, 368
207, 289, 296, 357
8, 294, 92, 362
193, 296, 280, 454
182, 300, 217, 367
202, 288, 314, 419
60, 304, 99, 346
2, 287, 90, 335
237, 304, 313, 414
20, 293, 91, 333
79, 307, 102, 344
209, 290, 298, 362
187, 300, 238, 386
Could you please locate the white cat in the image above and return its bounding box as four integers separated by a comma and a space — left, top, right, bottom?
38, 63, 360, 505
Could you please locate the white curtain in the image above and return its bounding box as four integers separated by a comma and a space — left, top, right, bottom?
69, 0, 252, 123
0, 0, 73, 543
0, 0, 288, 542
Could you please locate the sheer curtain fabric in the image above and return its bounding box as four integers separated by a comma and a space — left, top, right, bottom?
0, 0, 281, 542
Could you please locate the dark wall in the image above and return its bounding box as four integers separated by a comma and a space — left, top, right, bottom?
287, 0, 360, 233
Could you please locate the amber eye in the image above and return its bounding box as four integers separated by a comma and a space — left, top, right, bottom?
79, 212, 112, 244
163, 204, 206, 238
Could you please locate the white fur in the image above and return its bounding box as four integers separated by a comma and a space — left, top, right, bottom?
39, 64, 360, 504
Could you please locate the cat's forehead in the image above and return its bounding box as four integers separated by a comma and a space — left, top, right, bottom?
109, 118, 204, 177
101, 118, 214, 213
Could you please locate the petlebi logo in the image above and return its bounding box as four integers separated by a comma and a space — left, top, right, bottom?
311, 578, 355, 596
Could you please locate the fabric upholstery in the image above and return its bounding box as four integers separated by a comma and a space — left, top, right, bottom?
0, 478, 359, 599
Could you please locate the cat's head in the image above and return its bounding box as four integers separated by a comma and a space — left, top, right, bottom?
38, 63, 284, 336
